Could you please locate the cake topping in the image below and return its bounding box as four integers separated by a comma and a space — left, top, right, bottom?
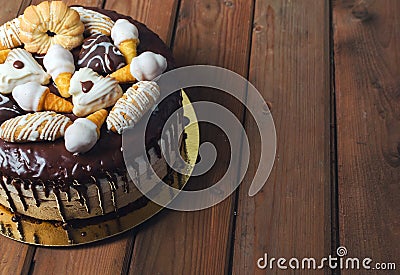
0, 48, 50, 94
43, 45, 75, 79
13, 61, 24, 69
0, 16, 23, 50
71, 6, 115, 36
81, 80, 94, 93
107, 81, 160, 134
69, 68, 123, 117
130, 51, 167, 81
78, 34, 126, 75
0, 111, 72, 143
12, 82, 73, 113
110, 51, 167, 83
111, 19, 139, 63
65, 109, 108, 154
19, 1, 85, 54
43, 44, 75, 98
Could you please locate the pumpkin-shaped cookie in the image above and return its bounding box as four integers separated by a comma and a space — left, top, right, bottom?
19, 1, 85, 54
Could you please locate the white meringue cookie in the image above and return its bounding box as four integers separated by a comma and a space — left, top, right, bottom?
0, 48, 50, 94
69, 68, 123, 117
130, 51, 167, 81
43, 44, 75, 80
12, 82, 47, 112
111, 19, 139, 46
64, 118, 98, 154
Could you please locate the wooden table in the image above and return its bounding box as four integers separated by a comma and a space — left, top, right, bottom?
1, 0, 399, 274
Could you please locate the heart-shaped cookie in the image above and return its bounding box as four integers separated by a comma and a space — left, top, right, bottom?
0, 48, 50, 94
69, 67, 123, 117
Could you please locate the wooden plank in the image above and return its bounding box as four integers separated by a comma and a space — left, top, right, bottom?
105, 0, 179, 44
128, 0, 254, 274
233, 0, 332, 274
333, 0, 400, 272
32, 234, 135, 275
0, 1, 38, 274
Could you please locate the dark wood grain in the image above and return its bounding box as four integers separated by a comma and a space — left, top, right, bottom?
333, 0, 400, 273
128, 0, 254, 274
105, 0, 179, 44
0, 1, 37, 274
233, 0, 332, 274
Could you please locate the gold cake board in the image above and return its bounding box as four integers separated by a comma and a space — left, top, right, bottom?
0, 91, 199, 246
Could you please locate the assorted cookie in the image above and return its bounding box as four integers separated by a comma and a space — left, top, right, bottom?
0, 1, 168, 154
69, 67, 123, 117
111, 19, 140, 63
0, 111, 71, 143
19, 1, 85, 54
107, 81, 160, 134
71, 6, 115, 36
0, 16, 23, 50
12, 82, 73, 113
110, 51, 167, 83
78, 34, 126, 75
0, 48, 50, 94
43, 44, 75, 98
65, 109, 108, 154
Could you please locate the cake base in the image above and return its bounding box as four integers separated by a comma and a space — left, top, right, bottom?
0, 92, 199, 246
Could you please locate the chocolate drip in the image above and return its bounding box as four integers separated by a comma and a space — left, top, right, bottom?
15, 221, 25, 241
106, 173, 118, 212
13, 180, 28, 212
6, 227, 13, 237
66, 228, 74, 245
53, 189, 67, 222
72, 182, 90, 214
92, 176, 105, 215
0, 221, 5, 234
0, 176, 17, 213
44, 185, 51, 198
33, 233, 39, 244
121, 173, 129, 193
28, 181, 40, 207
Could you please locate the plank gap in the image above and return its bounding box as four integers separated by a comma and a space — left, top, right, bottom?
226, 0, 257, 274
328, 1, 341, 275
169, 0, 183, 48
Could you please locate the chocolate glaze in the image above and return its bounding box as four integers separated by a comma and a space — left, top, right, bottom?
0, 94, 23, 124
0, 7, 181, 191
78, 34, 126, 75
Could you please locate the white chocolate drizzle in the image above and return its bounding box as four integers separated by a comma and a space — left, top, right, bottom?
0, 111, 71, 143
71, 7, 114, 36
107, 81, 160, 134
0, 16, 22, 49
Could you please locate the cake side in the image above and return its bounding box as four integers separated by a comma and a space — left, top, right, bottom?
0, 3, 183, 222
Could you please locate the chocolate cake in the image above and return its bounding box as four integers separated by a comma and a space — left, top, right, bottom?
0, 3, 183, 223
